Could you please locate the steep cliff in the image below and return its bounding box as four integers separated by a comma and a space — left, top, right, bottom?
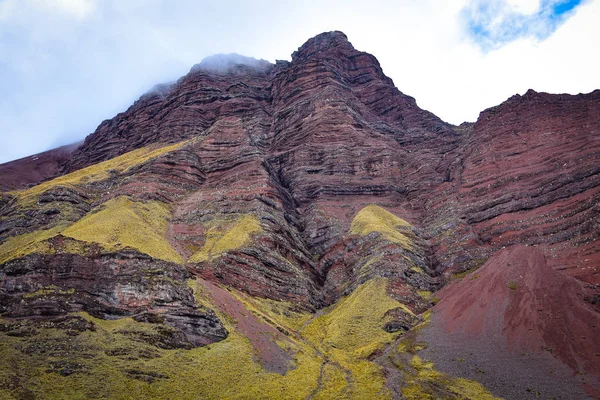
0, 31, 598, 399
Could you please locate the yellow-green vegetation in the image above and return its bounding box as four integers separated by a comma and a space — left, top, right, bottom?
451, 259, 487, 280
189, 214, 262, 263
356, 255, 384, 280
186, 279, 216, 311
0, 311, 318, 400
235, 292, 313, 332
301, 278, 406, 399
11, 141, 188, 207
305, 278, 409, 356
0, 140, 191, 264
204, 278, 401, 399
350, 205, 413, 250
0, 277, 498, 399
417, 290, 440, 306
310, 362, 349, 399
0, 230, 100, 265
0, 225, 63, 264
401, 355, 499, 400
0, 196, 181, 264
417, 290, 432, 300
22, 286, 75, 299
180, 282, 324, 399
451, 267, 478, 280
411, 266, 425, 274
63, 196, 182, 264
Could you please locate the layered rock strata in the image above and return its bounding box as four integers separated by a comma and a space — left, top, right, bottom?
0, 31, 598, 399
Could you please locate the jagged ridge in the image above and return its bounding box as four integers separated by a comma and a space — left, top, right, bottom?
0, 31, 599, 399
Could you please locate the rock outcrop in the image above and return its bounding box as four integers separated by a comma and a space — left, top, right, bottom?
0, 31, 598, 399
0, 143, 79, 191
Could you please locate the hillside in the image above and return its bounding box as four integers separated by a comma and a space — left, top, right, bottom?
0, 31, 598, 399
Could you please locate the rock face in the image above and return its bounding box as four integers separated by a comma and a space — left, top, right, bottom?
452, 90, 600, 285
0, 143, 79, 191
0, 248, 228, 348
0, 31, 598, 399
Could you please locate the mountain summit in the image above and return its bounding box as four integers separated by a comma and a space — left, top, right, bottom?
0, 31, 599, 399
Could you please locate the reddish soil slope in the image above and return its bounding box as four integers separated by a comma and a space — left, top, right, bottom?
0, 31, 598, 399
426, 245, 600, 398
0, 143, 79, 191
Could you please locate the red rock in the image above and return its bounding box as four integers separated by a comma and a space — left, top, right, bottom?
425, 245, 600, 398
0, 143, 79, 191
0, 31, 599, 395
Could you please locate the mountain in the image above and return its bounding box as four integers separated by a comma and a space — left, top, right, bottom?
0, 31, 598, 400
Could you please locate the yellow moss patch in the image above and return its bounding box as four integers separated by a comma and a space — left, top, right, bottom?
235, 292, 312, 332
301, 278, 404, 399
145, 330, 321, 400
13, 140, 188, 206
417, 291, 440, 305
409, 355, 439, 380
186, 279, 216, 311
402, 383, 436, 400
308, 278, 404, 354
398, 339, 427, 354
0, 277, 500, 400
401, 355, 499, 400
189, 214, 262, 263
0, 229, 111, 265
451, 268, 478, 280
62, 196, 182, 264
312, 362, 350, 400
172, 280, 324, 399
77, 312, 139, 332
411, 266, 425, 274
357, 255, 384, 279
0, 225, 64, 264
23, 286, 75, 299
219, 293, 348, 399
0, 304, 326, 400
450, 378, 501, 399
350, 205, 413, 250
417, 290, 432, 300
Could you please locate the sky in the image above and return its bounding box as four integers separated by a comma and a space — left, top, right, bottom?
0, 0, 598, 163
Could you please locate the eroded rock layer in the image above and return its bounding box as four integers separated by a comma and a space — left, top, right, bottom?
0, 31, 598, 399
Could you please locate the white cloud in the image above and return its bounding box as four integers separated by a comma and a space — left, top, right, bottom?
342, 0, 598, 124
505, 0, 540, 14
0, 0, 15, 20
459, 0, 586, 50
42, 0, 96, 19
0, 0, 96, 22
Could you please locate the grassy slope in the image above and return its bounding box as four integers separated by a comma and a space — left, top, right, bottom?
0, 196, 182, 264
10, 141, 188, 208
0, 277, 498, 399
1, 140, 191, 264
0, 225, 64, 264
0, 183, 501, 399
63, 196, 182, 264
189, 215, 262, 263
350, 204, 413, 250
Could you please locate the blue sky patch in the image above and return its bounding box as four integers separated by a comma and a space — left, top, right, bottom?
462, 0, 585, 51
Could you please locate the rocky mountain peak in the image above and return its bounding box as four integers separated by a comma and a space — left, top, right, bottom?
0, 31, 598, 399
291, 30, 354, 62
